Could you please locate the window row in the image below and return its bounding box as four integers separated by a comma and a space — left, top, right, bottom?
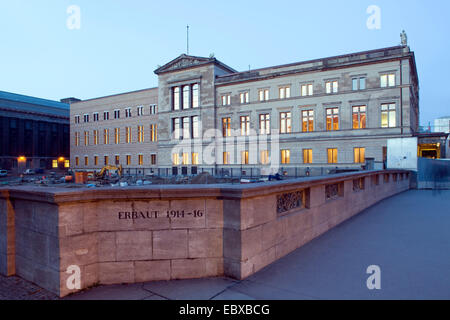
219, 73, 396, 106
221, 103, 397, 137
172, 116, 200, 140
74, 105, 157, 124
74, 125, 157, 146
74, 154, 157, 167
172, 83, 199, 110
172, 148, 367, 165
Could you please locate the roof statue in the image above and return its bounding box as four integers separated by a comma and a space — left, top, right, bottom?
401, 30, 408, 46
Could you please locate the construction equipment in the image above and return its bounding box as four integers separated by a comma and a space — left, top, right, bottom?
96, 165, 123, 179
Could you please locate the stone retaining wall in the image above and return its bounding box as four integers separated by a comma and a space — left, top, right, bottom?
0, 170, 410, 297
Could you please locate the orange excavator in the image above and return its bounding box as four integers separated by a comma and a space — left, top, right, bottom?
95, 165, 123, 179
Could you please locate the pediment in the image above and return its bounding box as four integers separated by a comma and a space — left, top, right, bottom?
154, 55, 213, 74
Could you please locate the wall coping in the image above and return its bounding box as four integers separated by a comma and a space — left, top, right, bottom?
0, 170, 409, 204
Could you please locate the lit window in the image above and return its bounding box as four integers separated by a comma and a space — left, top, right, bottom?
223, 152, 230, 165
75, 132, 80, 146
93, 130, 99, 145
150, 124, 158, 142
114, 128, 120, 144
192, 84, 199, 108
173, 87, 180, 110
258, 89, 269, 101
327, 148, 338, 164
182, 153, 189, 165
126, 155, 131, 166
354, 148, 366, 163
192, 153, 199, 165
280, 112, 292, 134
138, 155, 143, 166
94, 156, 98, 166
325, 81, 338, 94
172, 153, 180, 165
84, 131, 89, 146
137, 126, 144, 142
259, 114, 270, 135
221, 94, 231, 106
281, 149, 290, 164
104, 156, 109, 165
381, 103, 396, 128
75, 157, 79, 166
326, 108, 339, 131
103, 129, 109, 145
64, 160, 70, 168
240, 116, 250, 136
222, 118, 231, 137
126, 127, 132, 143
301, 84, 313, 96
240, 92, 249, 104
381, 74, 396, 88
303, 149, 313, 164
279, 86, 291, 99
302, 110, 314, 132
260, 150, 269, 165
352, 106, 367, 129
241, 151, 249, 165
115, 155, 120, 165
151, 154, 157, 165
84, 156, 89, 166
52, 160, 58, 168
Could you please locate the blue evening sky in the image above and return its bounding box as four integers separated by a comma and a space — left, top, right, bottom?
0, 0, 448, 125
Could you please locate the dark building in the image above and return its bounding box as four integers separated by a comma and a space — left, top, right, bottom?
0, 91, 71, 172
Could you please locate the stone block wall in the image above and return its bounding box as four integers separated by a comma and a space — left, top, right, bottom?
0, 170, 410, 297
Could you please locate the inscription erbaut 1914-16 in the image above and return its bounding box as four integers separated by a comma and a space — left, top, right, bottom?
118, 210, 204, 220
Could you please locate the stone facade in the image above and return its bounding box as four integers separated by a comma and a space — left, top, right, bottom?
0, 170, 410, 297
70, 46, 419, 173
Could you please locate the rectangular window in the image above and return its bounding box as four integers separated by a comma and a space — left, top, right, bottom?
137, 126, 144, 142
281, 149, 290, 164
221, 94, 231, 106
222, 117, 231, 137
182, 153, 189, 165
103, 111, 109, 120
259, 114, 270, 135
150, 124, 158, 142
126, 155, 131, 166
75, 132, 80, 146
172, 153, 180, 166
192, 84, 199, 108
303, 149, 313, 164
137, 106, 144, 116
75, 115, 80, 124
183, 85, 190, 109
240, 92, 249, 104
64, 160, 70, 168
258, 89, 269, 101
138, 155, 143, 166
125, 108, 132, 118
260, 150, 269, 165
183, 117, 190, 139
223, 152, 230, 165
84, 131, 89, 146
326, 108, 339, 131
302, 110, 314, 132
75, 156, 79, 166
192, 153, 199, 165
240, 116, 250, 136
352, 77, 366, 91
381, 73, 396, 87
104, 156, 109, 166
352, 106, 367, 129
114, 128, 120, 144
173, 87, 180, 110
327, 148, 338, 164
192, 116, 199, 138
52, 160, 58, 169
279, 86, 291, 99
381, 103, 396, 128
151, 154, 157, 165
84, 114, 89, 123
301, 84, 313, 96
241, 151, 249, 165
354, 147, 366, 163
114, 110, 120, 119
84, 157, 89, 166
115, 155, 120, 166
93, 113, 99, 122
173, 118, 181, 140
126, 127, 132, 143
94, 156, 98, 166
280, 112, 292, 134
325, 81, 338, 94
149, 104, 157, 115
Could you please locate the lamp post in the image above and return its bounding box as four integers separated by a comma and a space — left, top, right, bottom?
17, 156, 26, 175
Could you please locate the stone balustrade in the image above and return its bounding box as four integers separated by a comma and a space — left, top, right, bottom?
0, 170, 410, 297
